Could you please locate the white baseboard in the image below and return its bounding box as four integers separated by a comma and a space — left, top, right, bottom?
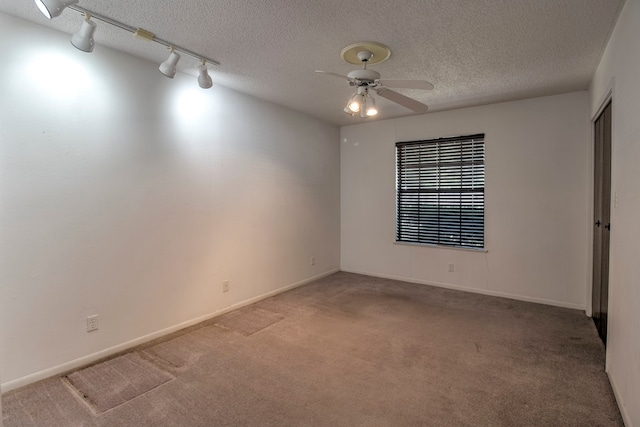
340, 268, 586, 311
1, 269, 339, 394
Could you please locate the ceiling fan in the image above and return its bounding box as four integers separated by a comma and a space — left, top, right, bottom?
316, 42, 433, 117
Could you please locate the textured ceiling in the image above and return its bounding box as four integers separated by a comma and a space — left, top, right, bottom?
0, 0, 625, 126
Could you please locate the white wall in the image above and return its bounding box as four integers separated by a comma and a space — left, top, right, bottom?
590, 0, 640, 425
341, 92, 590, 309
0, 13, 340, 391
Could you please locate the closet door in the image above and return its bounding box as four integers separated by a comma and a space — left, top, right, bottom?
592, 101, 611, 346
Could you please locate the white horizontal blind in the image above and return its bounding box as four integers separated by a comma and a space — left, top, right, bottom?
396, 134, 485, 249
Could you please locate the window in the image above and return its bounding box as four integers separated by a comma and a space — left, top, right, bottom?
396, 134, 485, 249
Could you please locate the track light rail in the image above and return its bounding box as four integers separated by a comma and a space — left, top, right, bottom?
67, 5, 220, 67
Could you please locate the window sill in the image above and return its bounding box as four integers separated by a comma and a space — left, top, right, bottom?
394, 241, 488, 253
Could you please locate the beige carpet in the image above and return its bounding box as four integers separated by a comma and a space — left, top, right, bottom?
214, 307, 285, 336
64, 352, 175, 414
1, 272, 623, 426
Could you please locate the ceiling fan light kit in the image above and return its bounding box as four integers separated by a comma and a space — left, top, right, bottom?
318, 41, 433, 119
365, 94, 377, 117
344, 86, 378, 118
32, 0, 219, 89
347, 91, 362, 113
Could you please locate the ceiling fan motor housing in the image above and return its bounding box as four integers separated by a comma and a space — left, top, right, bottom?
347, 69, 381, 86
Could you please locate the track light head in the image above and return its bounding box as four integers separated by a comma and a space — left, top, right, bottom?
198, 61, 213, 89
34, 0, 78, 19
71, 16, 97, 52
159, 49, 180, 78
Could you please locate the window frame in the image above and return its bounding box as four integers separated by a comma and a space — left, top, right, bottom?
395, 133, 485, 250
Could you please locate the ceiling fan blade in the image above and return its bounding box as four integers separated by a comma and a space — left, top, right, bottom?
375, 87, 429, 113
378, 79, 434, 90
315, 70, 351, 80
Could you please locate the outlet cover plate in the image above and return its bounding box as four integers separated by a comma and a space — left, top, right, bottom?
87, 315, 99, 332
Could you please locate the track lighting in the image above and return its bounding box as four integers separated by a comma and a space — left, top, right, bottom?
71, 14, 96, 52
34, 0, 78, 19
198, 60, 213, 89
159, 48, 180, 78
31, 1, 220, 89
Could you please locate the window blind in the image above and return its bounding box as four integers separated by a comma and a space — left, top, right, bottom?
396, 134, 485, 249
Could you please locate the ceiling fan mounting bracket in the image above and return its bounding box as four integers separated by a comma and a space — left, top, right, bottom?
341, 42, 391, 65
357, 50, 374, 63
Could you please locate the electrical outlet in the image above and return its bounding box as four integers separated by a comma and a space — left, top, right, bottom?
86, 315, 99, 332
223, 280, 230, 293
448, 263, 454, 272
311, 257, 316, 266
